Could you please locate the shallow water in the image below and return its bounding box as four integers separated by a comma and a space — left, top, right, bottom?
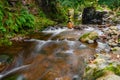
0, 26, 108, 80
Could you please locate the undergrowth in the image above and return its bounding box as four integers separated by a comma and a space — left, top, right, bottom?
0, 0, 55, 46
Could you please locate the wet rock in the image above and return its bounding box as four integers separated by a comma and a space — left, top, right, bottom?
103, 26, 120, 50
74, 26, 83, 30
88, 40, 94, 44
79, 31, 98, 43
82, 7, 107, 24
102, 11, 120, 24
79, 44, 87, 48
96, 42, 110, 53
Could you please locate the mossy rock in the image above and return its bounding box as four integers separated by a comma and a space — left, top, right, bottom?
79, 31, 98, 43
84, 63, 120, 80
84, 68, 105, 80
96, 71, 120, 80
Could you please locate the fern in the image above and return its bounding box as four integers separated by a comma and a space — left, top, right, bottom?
16, 18, 22, 26
0, 26, 6, 33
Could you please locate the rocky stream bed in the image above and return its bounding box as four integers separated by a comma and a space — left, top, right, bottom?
0, 25, 120, 80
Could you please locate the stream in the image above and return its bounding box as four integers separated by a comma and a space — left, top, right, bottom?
0, 25, 120, 80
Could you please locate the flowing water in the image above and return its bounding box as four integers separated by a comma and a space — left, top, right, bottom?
0, 26, 108, 80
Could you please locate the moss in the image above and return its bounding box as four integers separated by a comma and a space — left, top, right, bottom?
0, 38, 12, 46
84, 68, 105, 80
92, 69, 105, 80
118, 38, 120, 43
42, 1, 68, 23
2, 74, 19, 80
111, 48, 118, 51
85, 64, 120, 80
0, 54, 13, 64
34, 16, 56, 31
105, 64, 120, 76
79, 31, 98, 42
84, 63, 120, 80
80, 32, 90, 39
116, 12, 120, 16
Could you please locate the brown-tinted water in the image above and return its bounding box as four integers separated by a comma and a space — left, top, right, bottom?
0, 27, 101, 80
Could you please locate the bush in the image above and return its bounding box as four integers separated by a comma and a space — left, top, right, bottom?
98, 0, 120, 9
0, 0, 35, 46
0, 1, 35, 34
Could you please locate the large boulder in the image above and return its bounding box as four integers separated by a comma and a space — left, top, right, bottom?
79, 31, 98, 43
82, 7, 107, 24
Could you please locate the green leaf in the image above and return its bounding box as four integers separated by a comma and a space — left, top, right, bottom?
0, 26, 6, 33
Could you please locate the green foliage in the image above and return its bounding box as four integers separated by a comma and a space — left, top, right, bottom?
0, 1, 35, 34
116, 12, 120, 16
80, 32, 90, 39
92, 69, 104, 80
38, 10, 46, 17
57, 0, 98, 11
0, 38, 12, 46
79, 31, 98, 42
85, 68, 105, 80
0, 2, 6, 33
3, 74, 19, 80
55, 3, 68, 23
19, 9, 35, 28
0, 54, 13, 64
61, 0, 120, 9
40, 0, 68, 23
0, 0, 35, 46
57, 0, 84, 9
98, 0, 120, 9
105, 64, 120, 75
35, 16, 55, 30
57, 0, 120, 12
85, 64, 120, 80
34, 9, 56, 30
